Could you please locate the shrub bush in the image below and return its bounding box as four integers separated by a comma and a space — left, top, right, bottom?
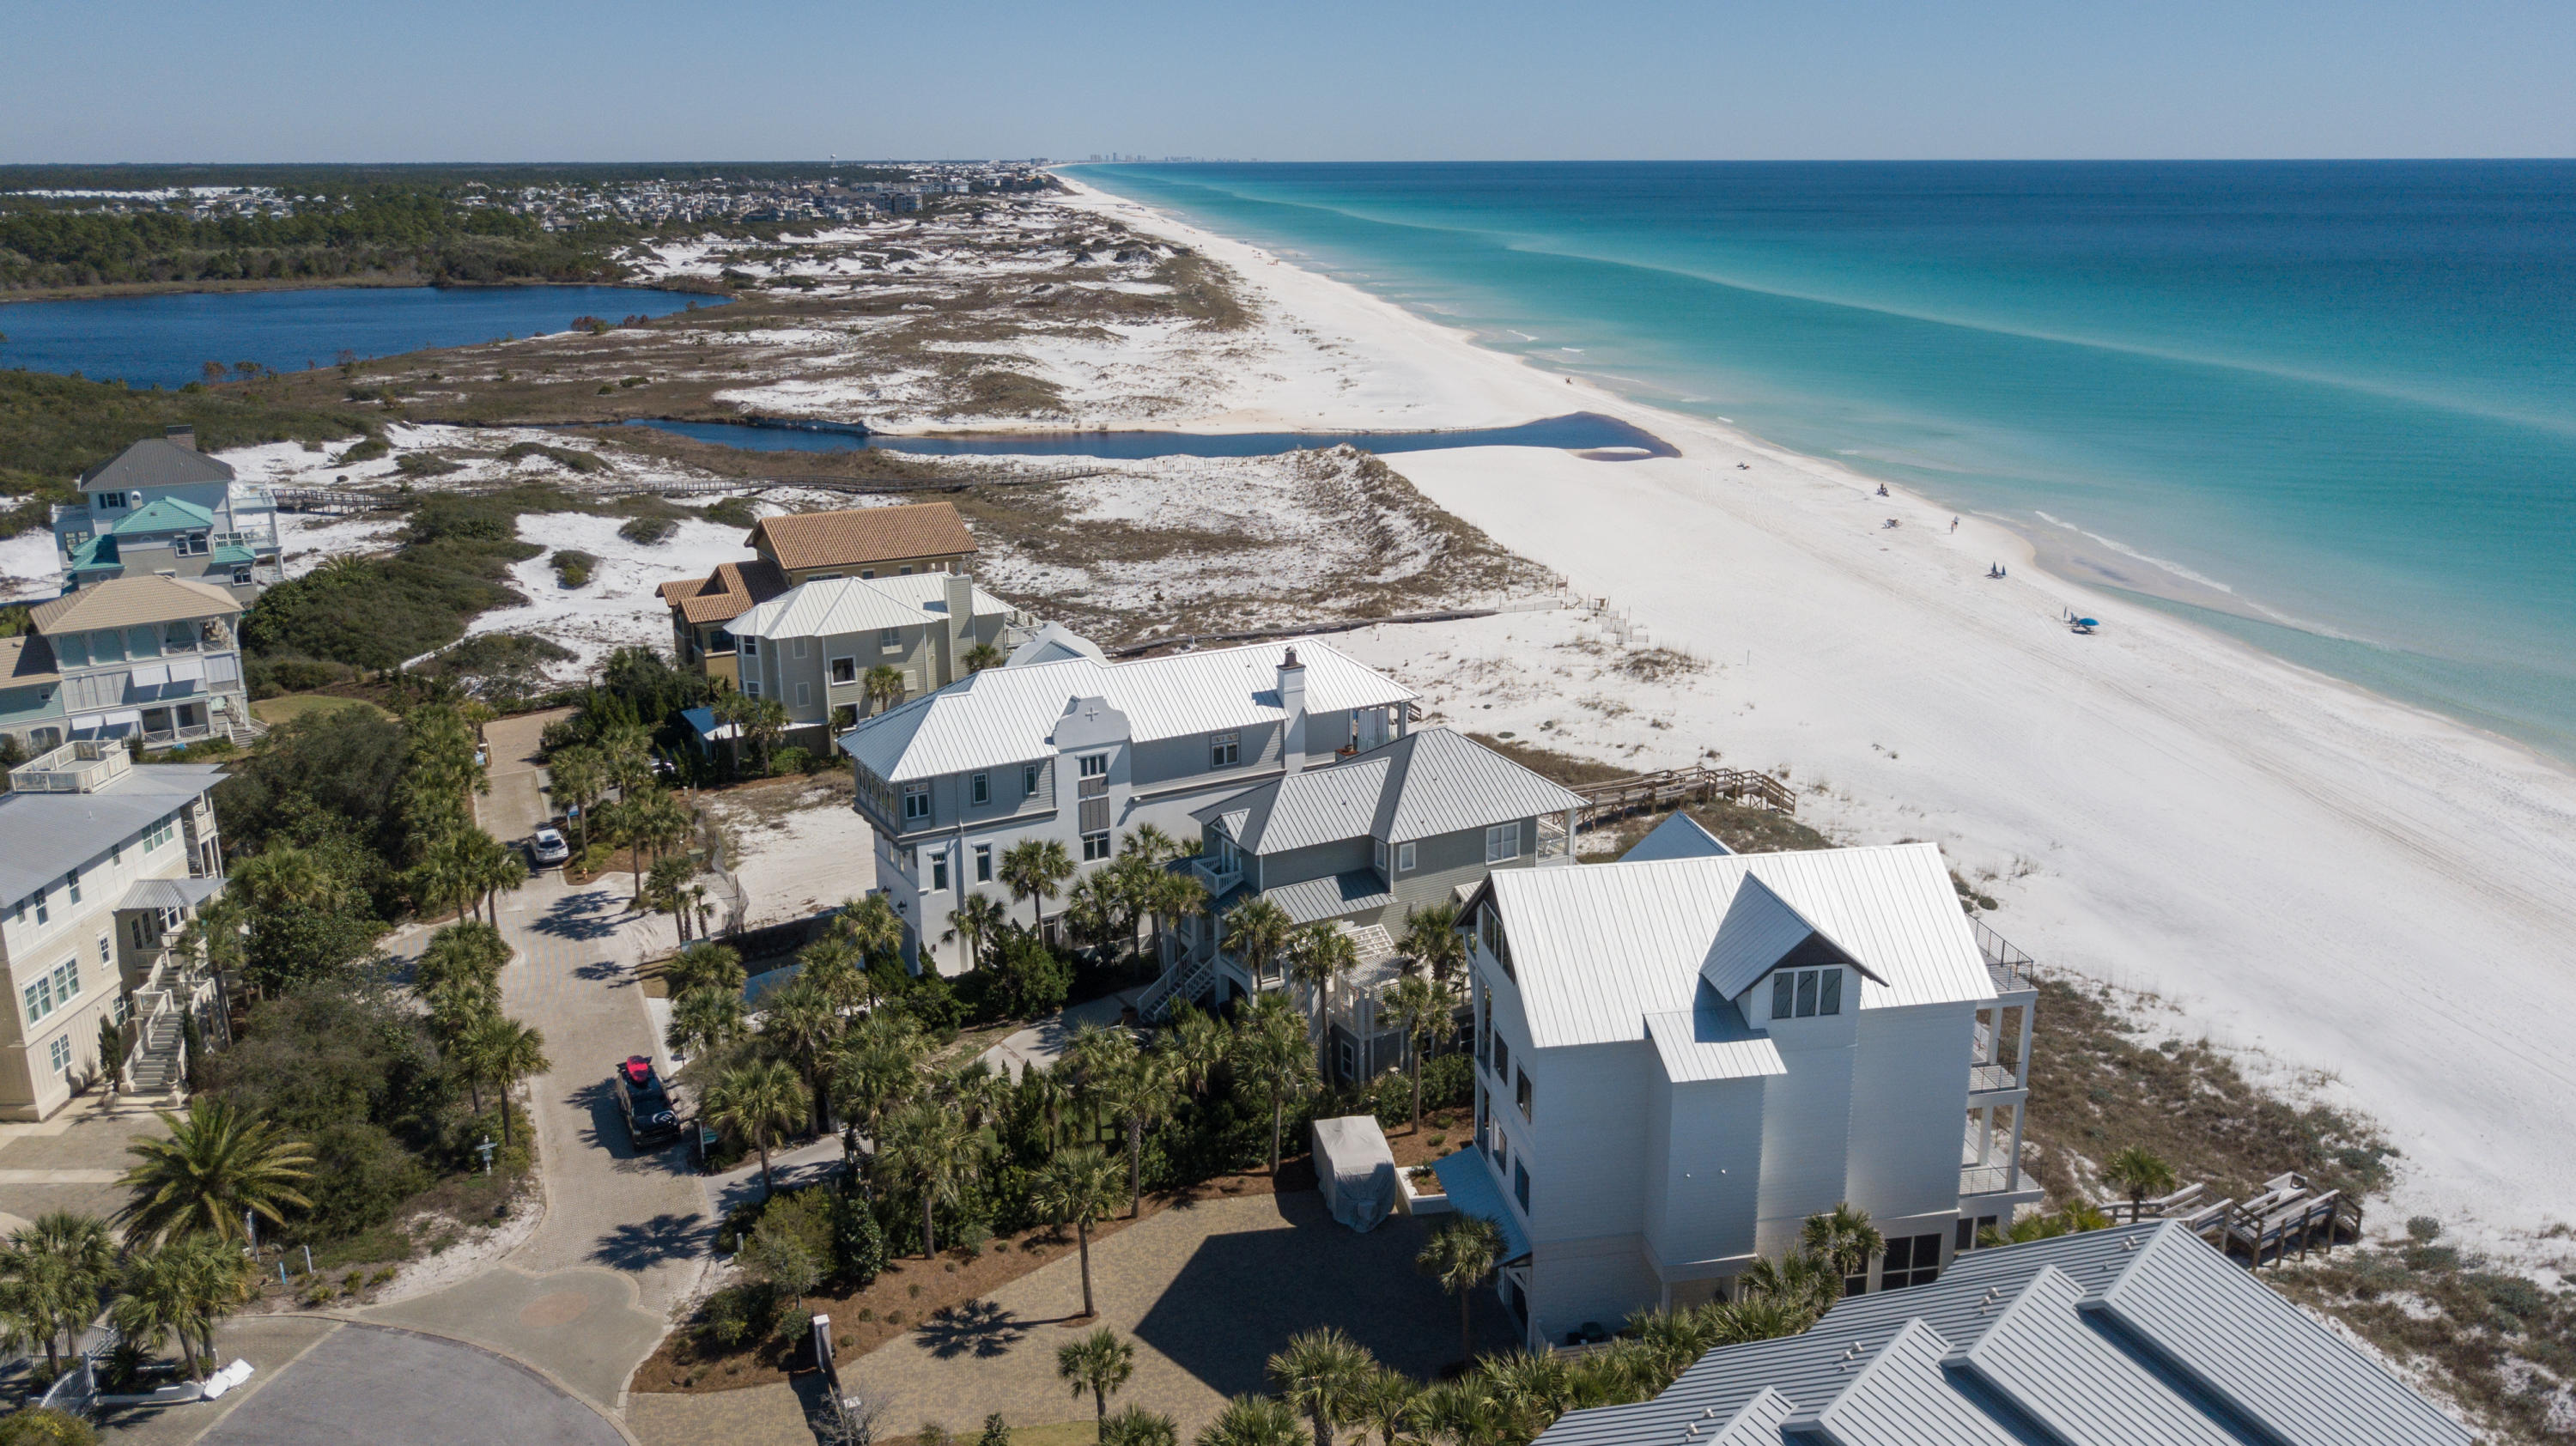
978, 931, 1071, 1020
699, 496, 758, 529
394, 453, 461, 477
252, 656, 354, 695
337, 435, 390, 465
498, 441, 606, 473
617, 515, 677, 546
550, 550, 597, 587
769, 745, 810, 775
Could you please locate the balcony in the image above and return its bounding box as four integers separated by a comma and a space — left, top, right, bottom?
1960, 1164, 2020, 1198
1973, 917, 2037, 996
1193, 854, 1242, 896
1968, 1061, 2024, 1095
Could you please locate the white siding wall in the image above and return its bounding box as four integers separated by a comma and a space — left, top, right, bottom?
1519, 1040, 1650, 1242
1753, 1005, 1858, 1258
1648, 1075, 1765, 1273
1844, 1002, 1978, 1223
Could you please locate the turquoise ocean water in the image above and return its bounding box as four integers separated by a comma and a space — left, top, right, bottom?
1068, 162, 2576, 761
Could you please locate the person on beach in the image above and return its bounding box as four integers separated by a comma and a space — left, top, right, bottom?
1876, 483, 1890, 497
1950, 516, 1959, 533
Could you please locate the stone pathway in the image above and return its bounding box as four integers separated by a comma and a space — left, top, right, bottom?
975, 989, 1143, 1082
0, 1097, 173, 1232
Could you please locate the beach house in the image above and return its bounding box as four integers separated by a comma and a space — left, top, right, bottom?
0, 636, 67, 761
839, 642, 1415, 974
50, 428, 283, 602
721, 572, 1026, 747
0, 741, 228, 1120
1440, 841, 2043, 1350
660, 501, 979, 687
1534, 1219, 2466, 1446
1140, 726, 1586, 1079
26, 575, 252, 750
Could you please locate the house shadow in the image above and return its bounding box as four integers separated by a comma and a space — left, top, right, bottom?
532, 890, 625, 941
1129, 1194, 1514, 1397
591, 1211, 709, 1272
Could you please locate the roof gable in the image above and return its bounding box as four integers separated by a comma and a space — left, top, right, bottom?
1192, 727, 1583, 856
1623, 811, 1733, 862
81, 438, 234, 491
109, 497, 218, 534
1700, 874, 1880, 1000
29, 574, 240, 634
750, 502, 976, 573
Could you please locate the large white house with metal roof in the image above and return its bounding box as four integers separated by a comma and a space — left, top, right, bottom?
1442, 841, 2042, 1350
1142, 726, 1586, 1078
839, 641, 1414, 974
51, 428, 283, 601
1533, 1219, 2467, 1446
726, 572, 1025, 745
0, 741, 228, 1120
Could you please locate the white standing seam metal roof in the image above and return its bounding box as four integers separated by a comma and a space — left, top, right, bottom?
1699, 874, 1882, 999
1193, 726, 1586, 854
839, 639, 1414, 782
1487, 843, 1993, 1049
1643, 1006, 1788, 1083
728, 574, 1012, 641
1531, 1222, 2470, 1446
0, 764, 222, 903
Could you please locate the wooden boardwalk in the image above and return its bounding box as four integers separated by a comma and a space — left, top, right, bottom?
1571, 764, 1795, 825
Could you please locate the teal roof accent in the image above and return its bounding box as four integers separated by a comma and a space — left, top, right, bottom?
109, 497, 217, 535
68, 536, 122, 572
209, 545, 255, 566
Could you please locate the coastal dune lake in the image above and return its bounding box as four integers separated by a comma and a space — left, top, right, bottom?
623, 412, 1675, 460
0, 284, 712, 390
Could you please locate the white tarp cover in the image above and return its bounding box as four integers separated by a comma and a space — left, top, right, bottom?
1311, 1115, 1397, 1233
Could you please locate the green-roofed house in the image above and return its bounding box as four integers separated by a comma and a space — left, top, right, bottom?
49, 426, 283, 602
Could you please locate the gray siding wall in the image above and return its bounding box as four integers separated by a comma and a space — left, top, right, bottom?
1387, 820, 1536, 914
1257, 836, 1373, 892
1845, 1002, 1977, 1222
1130, 721, 1282, 794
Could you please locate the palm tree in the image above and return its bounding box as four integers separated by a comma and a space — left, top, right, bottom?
1798, 1203, 1883, 1293
873, 1097, 984, 1258
1000, 839, 1076, 932
1288, 923, 1359, 1078
1268, 1327, 1377, 1446
545, 744, 607, 854
1121, 823, 1176, 862
961, 641, 1005, 674
1103, 1405, 1181, 1446
1702, 1293, 1816, 1346
1382, 975, 1455, 1133
705, 1057, 804, 1197
742, 694, 791, 772
2102, 1145, 2178, 1220
461, 828, 528, 927
0, 1213, 114, 1376
1221, 896, 1292, 991
1233, 993, 1316, 1176
763, 976, 842, 1135
712, 689, 753, 775
1354, 1368, 1419, 1446
1090, 1044, 1177, 1217
464, 1014, 550, 1150
832, 1012, 930, 1154
647, 854, 699, 942
1159, 1002, 1228, 1099
835, 892, 906, 973
109, 1232, 252, 1382
1399, 902, 1466, 985
1409, 1379, 1501, 1446
1417, 1214, 1503, 1367
618, 788, 693, 907
1979, 1200, 2116, 1247
1738, 1249, 1844, 1319
1145, 871, 1209, 969
666, 940, 746, 997
945, 894, 1008, 973
1056, 1325, 1136, 1423
413, 920, 509, 997
1030, 1146, 1123, 1320
116, 1101, 313, 1246
1196, 1395, 1305, 1446
863, 663, 907, 716
1062, 874, 1119, 957
667, 986, 747, 1059
1101, 854, 1163, 964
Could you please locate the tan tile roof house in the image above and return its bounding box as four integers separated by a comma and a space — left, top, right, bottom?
30, 574, 241, 632
665, 502, 979, 684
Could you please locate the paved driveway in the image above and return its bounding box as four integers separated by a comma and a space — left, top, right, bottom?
192, 1321, 623, 1446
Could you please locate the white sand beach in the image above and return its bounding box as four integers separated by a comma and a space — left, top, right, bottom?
1055, 181, 2576, 1253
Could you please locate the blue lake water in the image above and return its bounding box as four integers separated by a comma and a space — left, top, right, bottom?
623, 412, 1674, 459
1071, 161, 2576, 760
0, 285, 714, 390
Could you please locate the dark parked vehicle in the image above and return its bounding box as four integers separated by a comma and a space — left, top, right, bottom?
615, 1055, 682, 1149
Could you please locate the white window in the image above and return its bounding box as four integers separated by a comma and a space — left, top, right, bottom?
1023, 762, 1040, 795
1079, 753, 1108, 779
930, 852, 950, 891
1484, 822, 1522, 864
1209, 732, 1240, 768
743, 679, 761, 698
1081, 830, 1111, 861
878, 627, 902, 652
143, 815, 176, 853
96, 934, 111, 968
1375, 839, 1389, 873
47, 1036, 70, 1076
30, 890, 48, 927
1397, 841, 1417, 872
792, 637, 810, 659
1771, 966, 1844, 1019
64, 871, 80, 906
830, 657, 858, 684
99, 492, 126, 509
969, 772, 990, 806
739, 635, 758, 657
902, 784, 931, 822
974, 844, 993, 882
795, 682, 812, 708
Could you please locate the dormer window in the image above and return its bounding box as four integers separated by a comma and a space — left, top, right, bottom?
98, 492, 126, 509
1771, 966, 1844, 1020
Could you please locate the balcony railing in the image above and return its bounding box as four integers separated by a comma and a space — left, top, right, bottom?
1972, 917, 2036, 994
1960, 1163, 2020, 1197
1968, 1061, 2023, 1095
1194, 854, 1242, 896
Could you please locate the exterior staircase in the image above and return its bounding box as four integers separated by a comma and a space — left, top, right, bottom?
1139, 953, 1217, 1024
124, 1008, 186, 1097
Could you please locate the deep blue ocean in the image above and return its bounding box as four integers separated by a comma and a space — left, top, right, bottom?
1070, 161, 2576, 760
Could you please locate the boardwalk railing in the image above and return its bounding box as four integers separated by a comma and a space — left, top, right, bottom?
273, 465, 1108, 515
1571, 765, 1795, 826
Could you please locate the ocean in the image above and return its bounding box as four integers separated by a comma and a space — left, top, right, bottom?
1068, 161, 2576, 761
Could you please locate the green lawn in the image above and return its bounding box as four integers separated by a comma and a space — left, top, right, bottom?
252, 692, 392, 726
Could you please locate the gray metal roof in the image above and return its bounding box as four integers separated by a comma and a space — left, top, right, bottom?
730, 573, 1011, 641
1490, 844, 1994, 1049
1262, 870, 1396, 926
840, 638, 1413, 782
1534, 1222, 2470, 1446
117, 876, 226, 912
0, 764, 223, 903
1623, 811, 1733, 862
1194, 726, 1585, 854
1699, 875, 1882, 999
80, 438, 235, 491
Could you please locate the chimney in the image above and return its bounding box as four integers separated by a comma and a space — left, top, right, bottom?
1277, 647, 1308, 773
164, 424, 197, 451
942, 572, 973, 680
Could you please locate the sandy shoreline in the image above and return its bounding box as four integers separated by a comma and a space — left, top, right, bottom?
1058, 179, 2576, 1252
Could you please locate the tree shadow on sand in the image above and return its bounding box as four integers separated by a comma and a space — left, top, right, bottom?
915, 1298, 1026, 1360
590, 1211, 710, 1272
532, 891, 625, 942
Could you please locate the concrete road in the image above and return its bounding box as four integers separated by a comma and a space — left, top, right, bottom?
192, 1321, 623, 1446
482, 708, 573, 848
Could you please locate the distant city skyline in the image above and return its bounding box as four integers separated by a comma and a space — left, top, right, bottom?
3, 0, 2571, 163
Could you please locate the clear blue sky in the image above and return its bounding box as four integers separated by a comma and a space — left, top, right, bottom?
5, 0, 2571, 163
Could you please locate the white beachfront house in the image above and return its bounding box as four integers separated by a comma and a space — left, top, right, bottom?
1143, 726, 1586, 1080
1442, 840, 2042, 1350
839, 641, 1416, 975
